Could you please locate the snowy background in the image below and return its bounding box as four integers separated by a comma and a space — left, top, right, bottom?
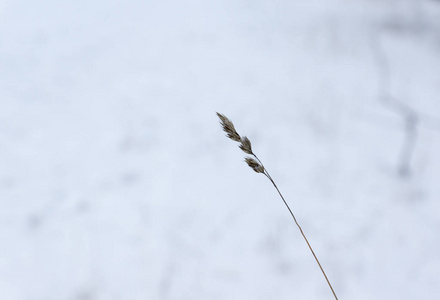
1, 0, 440, 299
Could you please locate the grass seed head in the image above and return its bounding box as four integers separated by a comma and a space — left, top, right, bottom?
245, 157, 265, 173
216, 112, 241, 142
239, 136, 253, 154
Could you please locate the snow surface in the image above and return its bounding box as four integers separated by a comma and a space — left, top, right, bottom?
1, 0, 440, 299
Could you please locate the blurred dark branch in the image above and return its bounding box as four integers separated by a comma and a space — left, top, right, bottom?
370, 30, 421, 178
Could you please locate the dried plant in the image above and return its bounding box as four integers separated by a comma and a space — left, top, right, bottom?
216, 112, 338, 300
217, 112, 241, 142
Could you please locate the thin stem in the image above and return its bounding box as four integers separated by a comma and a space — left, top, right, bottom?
253, 154, 338, 300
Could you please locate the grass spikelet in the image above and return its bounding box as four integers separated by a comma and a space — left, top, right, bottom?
239, 136, 253, 155
244, 157, 264, 173
216, 112, 241, 142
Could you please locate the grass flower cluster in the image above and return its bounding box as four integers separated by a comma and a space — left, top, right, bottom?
217, 112, 338, 300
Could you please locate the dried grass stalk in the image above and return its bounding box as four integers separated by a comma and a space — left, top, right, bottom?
216, 112, 338, 300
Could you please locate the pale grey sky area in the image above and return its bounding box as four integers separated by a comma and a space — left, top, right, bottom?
1, 0, 440, 299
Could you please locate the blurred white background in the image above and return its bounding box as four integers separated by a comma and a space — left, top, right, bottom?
1, 0, 440, 299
